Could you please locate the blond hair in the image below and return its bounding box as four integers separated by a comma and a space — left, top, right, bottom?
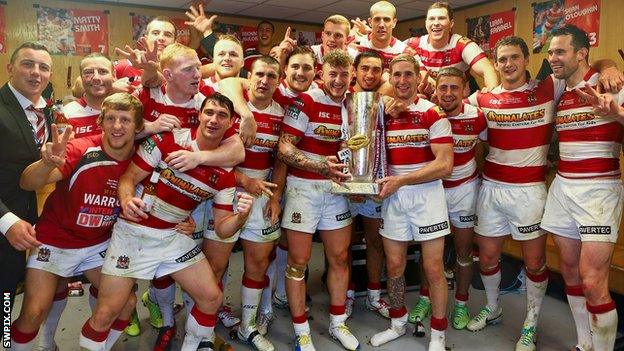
98, 92, 144, 130
370, 1, 396, 18
324, 15, 351, 36
323, 50, 353, 69
159, 43, 197, 69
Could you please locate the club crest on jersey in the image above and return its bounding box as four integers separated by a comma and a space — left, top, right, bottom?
209, 173, 219, 184
527, 92, 538, 104
36, 247, 51, 262
207, 219, 215, 230
465, 124, 474, 132
116, 255, 130, 269
292, 212, 302, 224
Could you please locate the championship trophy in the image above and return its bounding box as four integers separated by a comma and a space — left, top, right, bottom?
331, 91, 386, 195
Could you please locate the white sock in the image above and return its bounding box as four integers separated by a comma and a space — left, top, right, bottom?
182, 306, 216, 350
275, 245, 288, 298
260, 264, 274, 315
367, 288, 380, 302
480, 266, 501, 311
524, 270, 548, 328
240, 276, 264, 334
566, 286, 592, 350
588, 302, 618, 351
38, 291, 67, 348
293, 320, 310, 336
347, 289, 355, 299
9, 323, 37, 351
104, 319, 129, 350
152, 281, 176, 327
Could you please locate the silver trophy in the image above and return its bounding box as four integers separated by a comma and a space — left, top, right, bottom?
332, 91, 385, 195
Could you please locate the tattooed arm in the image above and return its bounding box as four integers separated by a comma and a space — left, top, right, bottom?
277, 132, 349, 183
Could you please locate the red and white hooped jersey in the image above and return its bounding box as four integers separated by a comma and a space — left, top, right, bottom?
235, 97, 284, 180
444, 103, 487, 188
385, 98, 452, 176
281, 88, 343, 180
36, 135, 131, 249
273, 81, 301, 109
114, 59, 143, 87
467, 76, 565, 185
133, 129, 236, 229
63, 97, 101, 138
200, 75, 219, 96
353, 35, 408, 69
405, 34, 486, 79
555, 69, 624, 179
137, 85, 206, 129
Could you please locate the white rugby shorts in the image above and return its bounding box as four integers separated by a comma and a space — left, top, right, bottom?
27, 240, 109, 277
101, 219, 204, 279
379, 180, 451, 242
542, 175, 623, 243
281, 176, 352, 234
445, 178, 480, 229
475, 180, 546, 241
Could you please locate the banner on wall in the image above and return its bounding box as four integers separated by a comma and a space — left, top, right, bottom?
131, 14, 191, 46
36, 6, 109, 56
466, 9, 515, 58
532, 0, 600, 53
0, 4, 6, 54
293, 29, 322, 46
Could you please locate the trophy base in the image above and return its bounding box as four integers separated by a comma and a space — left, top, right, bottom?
331, 182, 379, 195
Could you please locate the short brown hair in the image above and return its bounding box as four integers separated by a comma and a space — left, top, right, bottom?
323, 50, 353, 69
493, 36, 529, 61
428, 2, 453, 20
80, 53, 113, 74
436, 67, 465, 85
10, 42, 49, 64
286, 46, 317, 66
216, 34, 242, 48
146, 16, 177, 39
389, 54, 419, 73
98, 92, 144, 131
251, 55, 282, 77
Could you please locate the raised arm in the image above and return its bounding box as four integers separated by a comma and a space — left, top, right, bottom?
471, 57, 499, 89
20, 124, 72, 191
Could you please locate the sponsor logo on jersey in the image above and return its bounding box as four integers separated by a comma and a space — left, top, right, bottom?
314, 125, 341, 139
485, 109, 545, 123
556, 112, 595, 125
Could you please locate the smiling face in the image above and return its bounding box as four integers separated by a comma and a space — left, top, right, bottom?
213, 39, 244, 79
197, 100, 233, 146
548, 34, 586, 81
494, 44, 529, 89
145, 20, 176, 56
81, 56, 114, 99
435, 74, 464, 115
101, 109, 137, 152
285, 53, 316, 93
8, 48, 52, 103
322, 63, 352, 102
390, 60, 419, 101
425, 7, 453, 43
355, 56, 383, 91
257, 22, 274, 47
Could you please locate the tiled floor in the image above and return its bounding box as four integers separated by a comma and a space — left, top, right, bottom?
9, 243, 582, 351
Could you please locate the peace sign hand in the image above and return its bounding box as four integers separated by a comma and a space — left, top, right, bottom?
41, 123, 73, 168
574, 83, 620, 117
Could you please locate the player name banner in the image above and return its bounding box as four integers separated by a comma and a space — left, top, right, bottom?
131, 14, 191, 46
467, 9, 515, 58
36, 6, 109, 56
0, 4, 5, 53
532, 0, 600, 53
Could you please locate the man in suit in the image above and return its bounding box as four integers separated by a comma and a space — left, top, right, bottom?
0, 42, 53, 309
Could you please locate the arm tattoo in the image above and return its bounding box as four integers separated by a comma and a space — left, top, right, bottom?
277, 132, 327, 175
387, 275, 406, 310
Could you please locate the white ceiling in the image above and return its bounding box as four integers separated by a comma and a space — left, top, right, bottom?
97, 0, 488, 24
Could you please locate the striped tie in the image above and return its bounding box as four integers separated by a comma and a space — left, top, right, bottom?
27, 105, 46, 146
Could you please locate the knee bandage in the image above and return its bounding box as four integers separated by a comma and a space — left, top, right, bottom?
456, 254, 473, 267
285, 264, 306, 281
